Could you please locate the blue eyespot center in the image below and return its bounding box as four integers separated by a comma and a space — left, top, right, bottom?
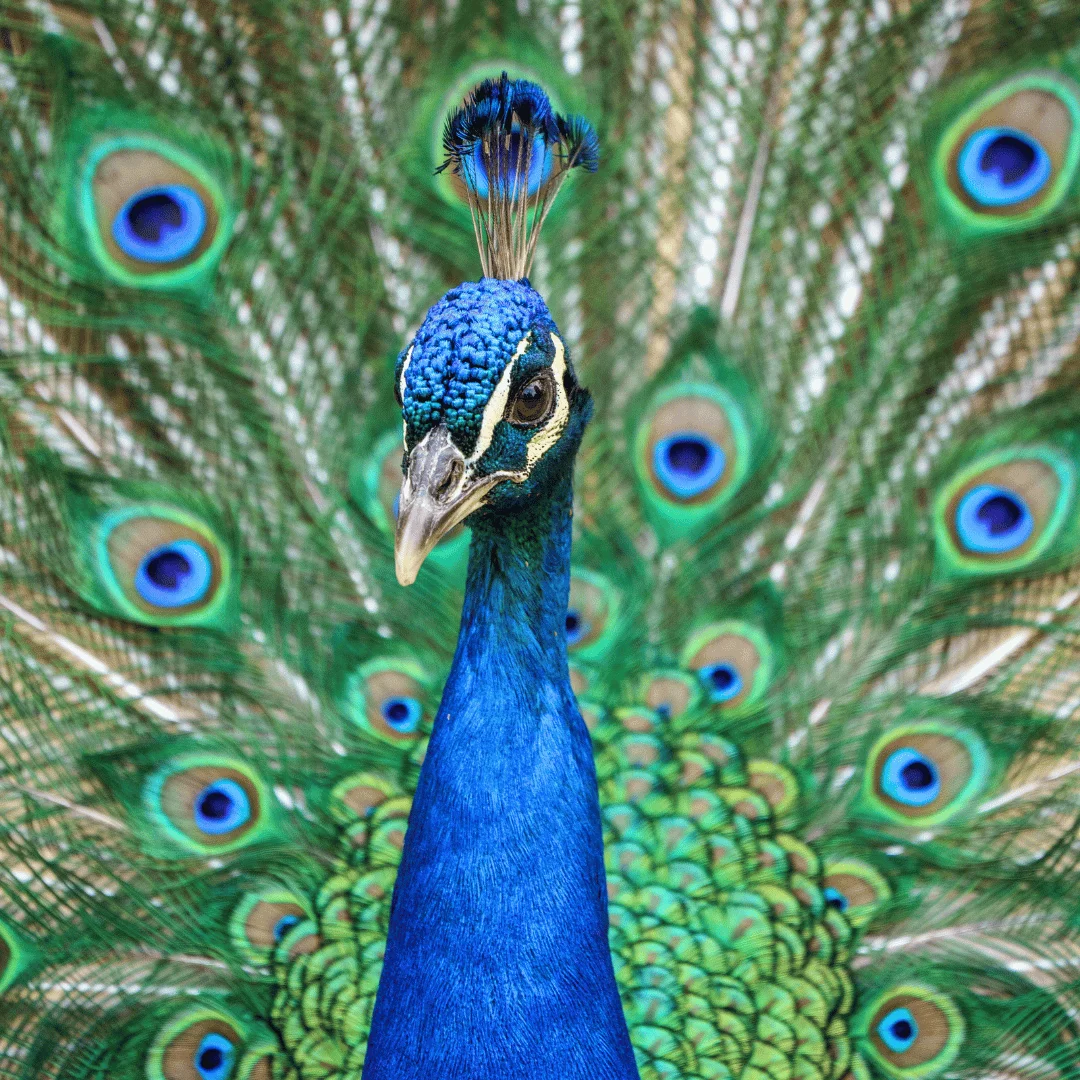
882, 748, 941, 807
878, 1007, 919, 1053
134, 538, 213, 609
958, 127, 1052, 207
823, 887, 848, 911
699, 662, 743, 703
467, 128, 553, 198
273, 913, 301, 941
380, 696, 422, 734
193, 779, 251, 835
956, 484, 1034, 554
565, 609, 591, 645
113, 184, 207, 263
194, 1032, 235, 1080
653, 433, 726, 499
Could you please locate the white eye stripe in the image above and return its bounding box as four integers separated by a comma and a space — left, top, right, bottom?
466, 333, 532, 467
526, 333, 570, 468
400, 346, 413, 447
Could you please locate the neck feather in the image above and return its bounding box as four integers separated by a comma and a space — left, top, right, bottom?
365, 470, 639, 1080
459, 473, 574, 669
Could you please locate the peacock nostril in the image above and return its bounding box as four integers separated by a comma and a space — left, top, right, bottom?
432, 457, 463, 502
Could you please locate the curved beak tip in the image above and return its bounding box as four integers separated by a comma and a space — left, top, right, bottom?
393, 509, 433, 588
394, 552, 420, 588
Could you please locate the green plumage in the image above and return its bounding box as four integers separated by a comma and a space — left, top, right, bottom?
1, 1, 1080, 1079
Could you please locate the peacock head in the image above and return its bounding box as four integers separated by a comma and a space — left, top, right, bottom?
393, 74, 598, 586
393, 276, 592, 585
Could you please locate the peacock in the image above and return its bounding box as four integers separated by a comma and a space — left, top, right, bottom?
2, 0, 1080, 1078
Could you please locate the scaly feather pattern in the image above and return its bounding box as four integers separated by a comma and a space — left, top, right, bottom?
0, 1, 1077, 1079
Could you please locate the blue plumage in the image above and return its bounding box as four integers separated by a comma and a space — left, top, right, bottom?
369, 280, 636, 1078
397, 279, 555, 454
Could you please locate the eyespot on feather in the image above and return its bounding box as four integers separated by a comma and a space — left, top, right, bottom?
680, 621, 774, 711
146, 1007, 246, 1080
329, 773, 401, 826
858, 986, 965, 1079
78, 133, 233, 288
861, 723, 990, 826
566, 568, 621, 660
821, 859, 892, 927
634, 382, 753, 539
143, 756, 270, 855
93, 504, 233, 628
640, 671, 700, 721
934, 71, 1080, 232
229, 887, 313, 965
342, 659, 428, 744
934, 446, 1076, 575
273, 917, 322, 963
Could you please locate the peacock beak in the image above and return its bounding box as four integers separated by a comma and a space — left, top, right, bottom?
394, 425, 503, 587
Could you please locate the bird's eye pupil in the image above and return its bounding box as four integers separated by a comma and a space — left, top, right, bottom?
510, 374, 553, 425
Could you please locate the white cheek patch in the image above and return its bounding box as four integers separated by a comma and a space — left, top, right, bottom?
466, 333, 532, 467
400, 345, 413, 447
526, 333, 570, 468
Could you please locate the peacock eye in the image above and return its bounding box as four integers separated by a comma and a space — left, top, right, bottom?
508, 372, 555, 427
79, 137, 232, 288
113, 185, 207, 263
863, 722, 989, 826
935, 448, 1075, 575
859, 986, 965, 1077
146, 758, 269, 854
147, 1007, 245, 1080
933, 72, 1080, 232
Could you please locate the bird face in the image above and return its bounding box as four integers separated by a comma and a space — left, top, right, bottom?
393, 278, 591, 585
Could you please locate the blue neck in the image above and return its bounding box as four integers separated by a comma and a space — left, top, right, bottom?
365, 473, 638, 1080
